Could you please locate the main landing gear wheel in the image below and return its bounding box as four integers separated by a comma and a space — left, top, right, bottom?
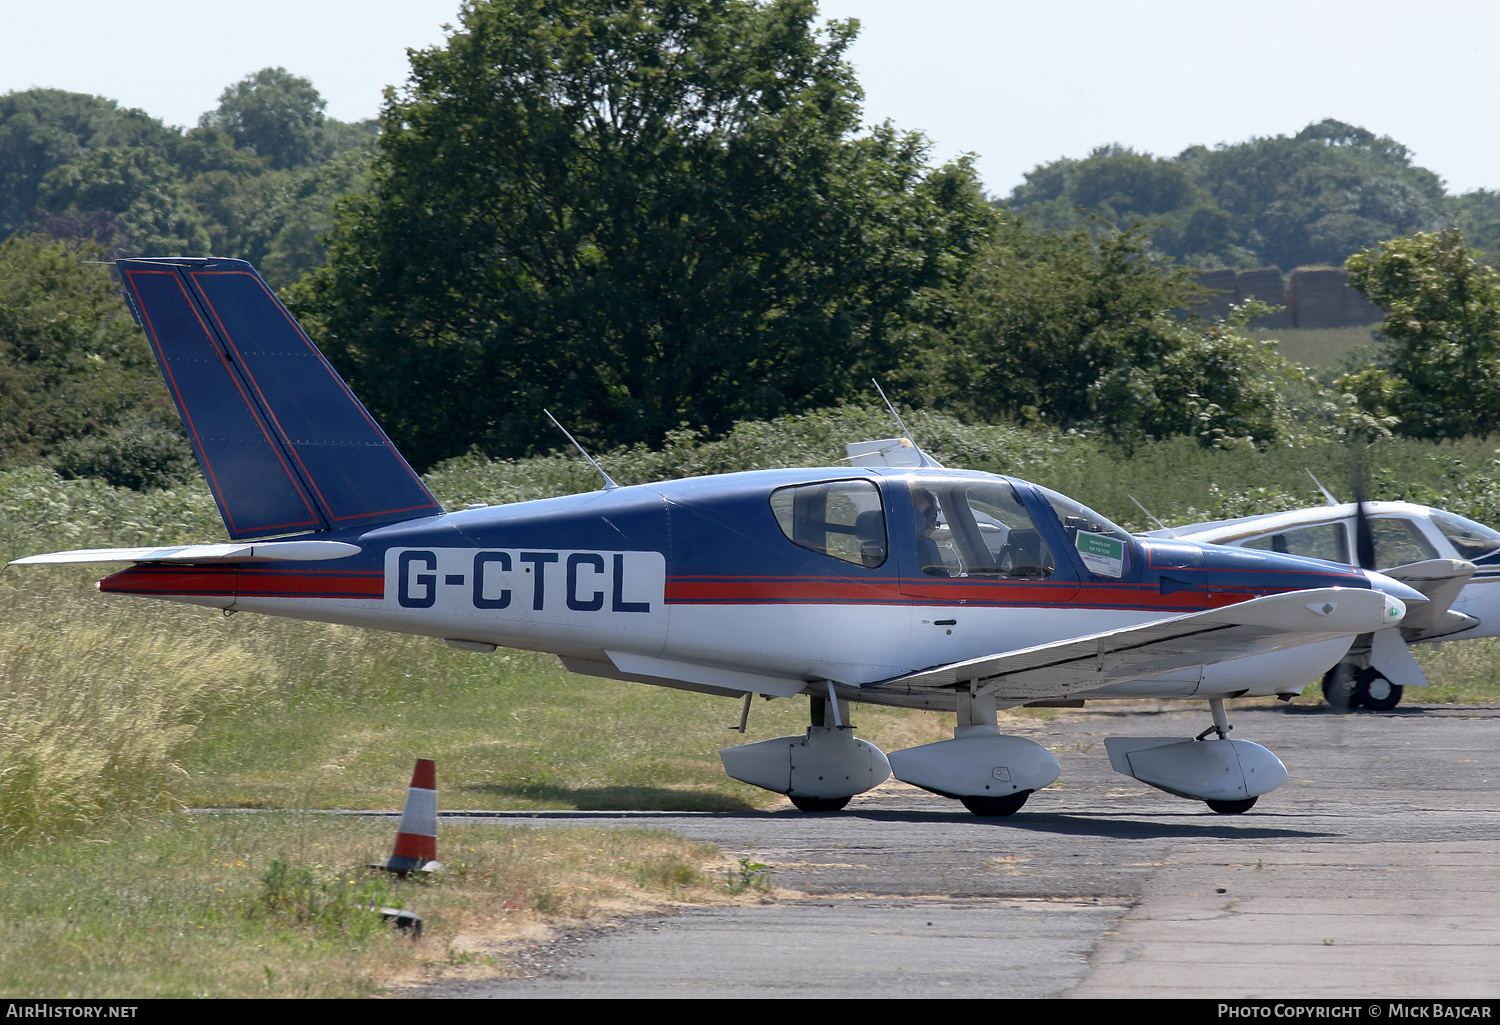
1205, 797, 1258, 814
790, 795, 851, 813
960, 791, 1032, 817
1321, 663, 1362, 708
1356, 668, 1404, 711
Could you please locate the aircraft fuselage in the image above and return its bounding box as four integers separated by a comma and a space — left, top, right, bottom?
100, 467, 1381, 709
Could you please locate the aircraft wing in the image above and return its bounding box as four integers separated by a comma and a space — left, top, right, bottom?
1379, 558, 1476, 638
868, 587, 1405, 703
9, 541, 361, 566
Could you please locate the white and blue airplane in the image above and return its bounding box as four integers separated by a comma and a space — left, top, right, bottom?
14, 258, 1425, 817
1148, 497, 1500, 710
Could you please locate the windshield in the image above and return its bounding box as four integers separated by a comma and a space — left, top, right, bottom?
1035, 486, 1134, 579
1429, 510, 1500, 565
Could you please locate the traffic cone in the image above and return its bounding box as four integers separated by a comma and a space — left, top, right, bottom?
371, 758, 442, 876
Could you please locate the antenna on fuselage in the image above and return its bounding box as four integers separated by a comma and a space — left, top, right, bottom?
870, 379, 943, 469
1128, 494, 1177, 538
544, 409, 619, 491
1306, 468, 1340, 507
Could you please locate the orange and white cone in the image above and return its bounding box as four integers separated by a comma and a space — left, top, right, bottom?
372, 758, 441, 876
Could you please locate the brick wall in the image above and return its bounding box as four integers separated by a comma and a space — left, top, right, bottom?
1194, 266, 1383, 329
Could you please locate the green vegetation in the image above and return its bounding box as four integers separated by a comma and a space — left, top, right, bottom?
3, 2, 1494, 471
1, 69, 374, 287
1007, 119, 1491, 269
1248, 326, 1375, 368
0, 235, 179, 471
925, 221, 1310, 448
0, 812, 739, 997
291, 0, 991, 467
1341, 230, 1500, 440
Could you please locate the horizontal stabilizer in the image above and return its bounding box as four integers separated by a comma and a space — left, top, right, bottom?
117, 258, 441, 539
10, 540, 361, 566
870, 587, 1405, 702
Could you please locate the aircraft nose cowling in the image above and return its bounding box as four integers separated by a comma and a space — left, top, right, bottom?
1363, 570, 1428, 609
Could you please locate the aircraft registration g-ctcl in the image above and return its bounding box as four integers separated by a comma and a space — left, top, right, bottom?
13, 258, 1427, 816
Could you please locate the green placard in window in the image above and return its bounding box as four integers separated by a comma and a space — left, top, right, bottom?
1076, 530, 1124, 578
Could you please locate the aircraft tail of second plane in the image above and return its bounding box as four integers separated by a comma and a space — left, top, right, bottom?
117, 257, 442, 540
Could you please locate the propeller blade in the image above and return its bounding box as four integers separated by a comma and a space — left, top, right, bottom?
1351, 449, 1377, 570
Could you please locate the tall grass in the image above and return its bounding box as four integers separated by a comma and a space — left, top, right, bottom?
0, 583, 260, 851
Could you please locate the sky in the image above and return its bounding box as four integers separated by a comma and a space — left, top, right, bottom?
2, 0, 1497, 196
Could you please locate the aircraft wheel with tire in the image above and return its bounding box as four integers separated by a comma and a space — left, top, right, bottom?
959, 791, 1032, 817
1321, 663, 1362, 708
1205, 797, 1258, 814
789, 795, 851, 813
1356, 668, 1403, 711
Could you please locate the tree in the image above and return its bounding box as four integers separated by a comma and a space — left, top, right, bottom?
199, 68, 329, 170
1340, 229, 1500, 439
0, 88, 176, 238
1178, 120, 1447, 269
290, 0, 991, 469
1009, 120, 1452, 271
929, 217, 1306, 448
1007, 146, 1236, 265
37, 146, 211, 256
0, 235, 172, 468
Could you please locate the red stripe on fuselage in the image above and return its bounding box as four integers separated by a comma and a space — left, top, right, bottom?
664, 575, 1250, 611
666, 575, 905, 605
100, 564, 383, 599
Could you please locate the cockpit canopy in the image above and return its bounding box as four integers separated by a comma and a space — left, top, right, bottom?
767, 473, 1137, 582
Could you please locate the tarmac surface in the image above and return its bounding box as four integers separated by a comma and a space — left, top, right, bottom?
409, 701, 1500, 999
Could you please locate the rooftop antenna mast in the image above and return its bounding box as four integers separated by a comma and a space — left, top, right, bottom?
1306, 468, 1340, 507
544, 409, 619, 491
871, 378, 942, 469
1128, 494, 1177, 537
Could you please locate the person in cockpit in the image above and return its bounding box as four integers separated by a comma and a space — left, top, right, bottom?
912, 488, 949, 576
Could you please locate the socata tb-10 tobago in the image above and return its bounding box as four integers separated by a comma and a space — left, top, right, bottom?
15, 258, 1425, 816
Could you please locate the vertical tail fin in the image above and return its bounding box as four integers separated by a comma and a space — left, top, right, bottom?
118, 257, 441, 539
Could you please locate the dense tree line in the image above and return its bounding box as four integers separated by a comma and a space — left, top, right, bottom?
1008, 121, 1500, 270
0, 69, 373, 289
2, 0, 1498, 486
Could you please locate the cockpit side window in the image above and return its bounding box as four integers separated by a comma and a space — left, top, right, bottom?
770, 480, 887, 568
907, 480, 1056, 579
1371, 518, 1439, 568
1240, 522, 1349, 564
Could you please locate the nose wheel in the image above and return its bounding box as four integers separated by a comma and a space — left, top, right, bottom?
1358, 669, 1403, 711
